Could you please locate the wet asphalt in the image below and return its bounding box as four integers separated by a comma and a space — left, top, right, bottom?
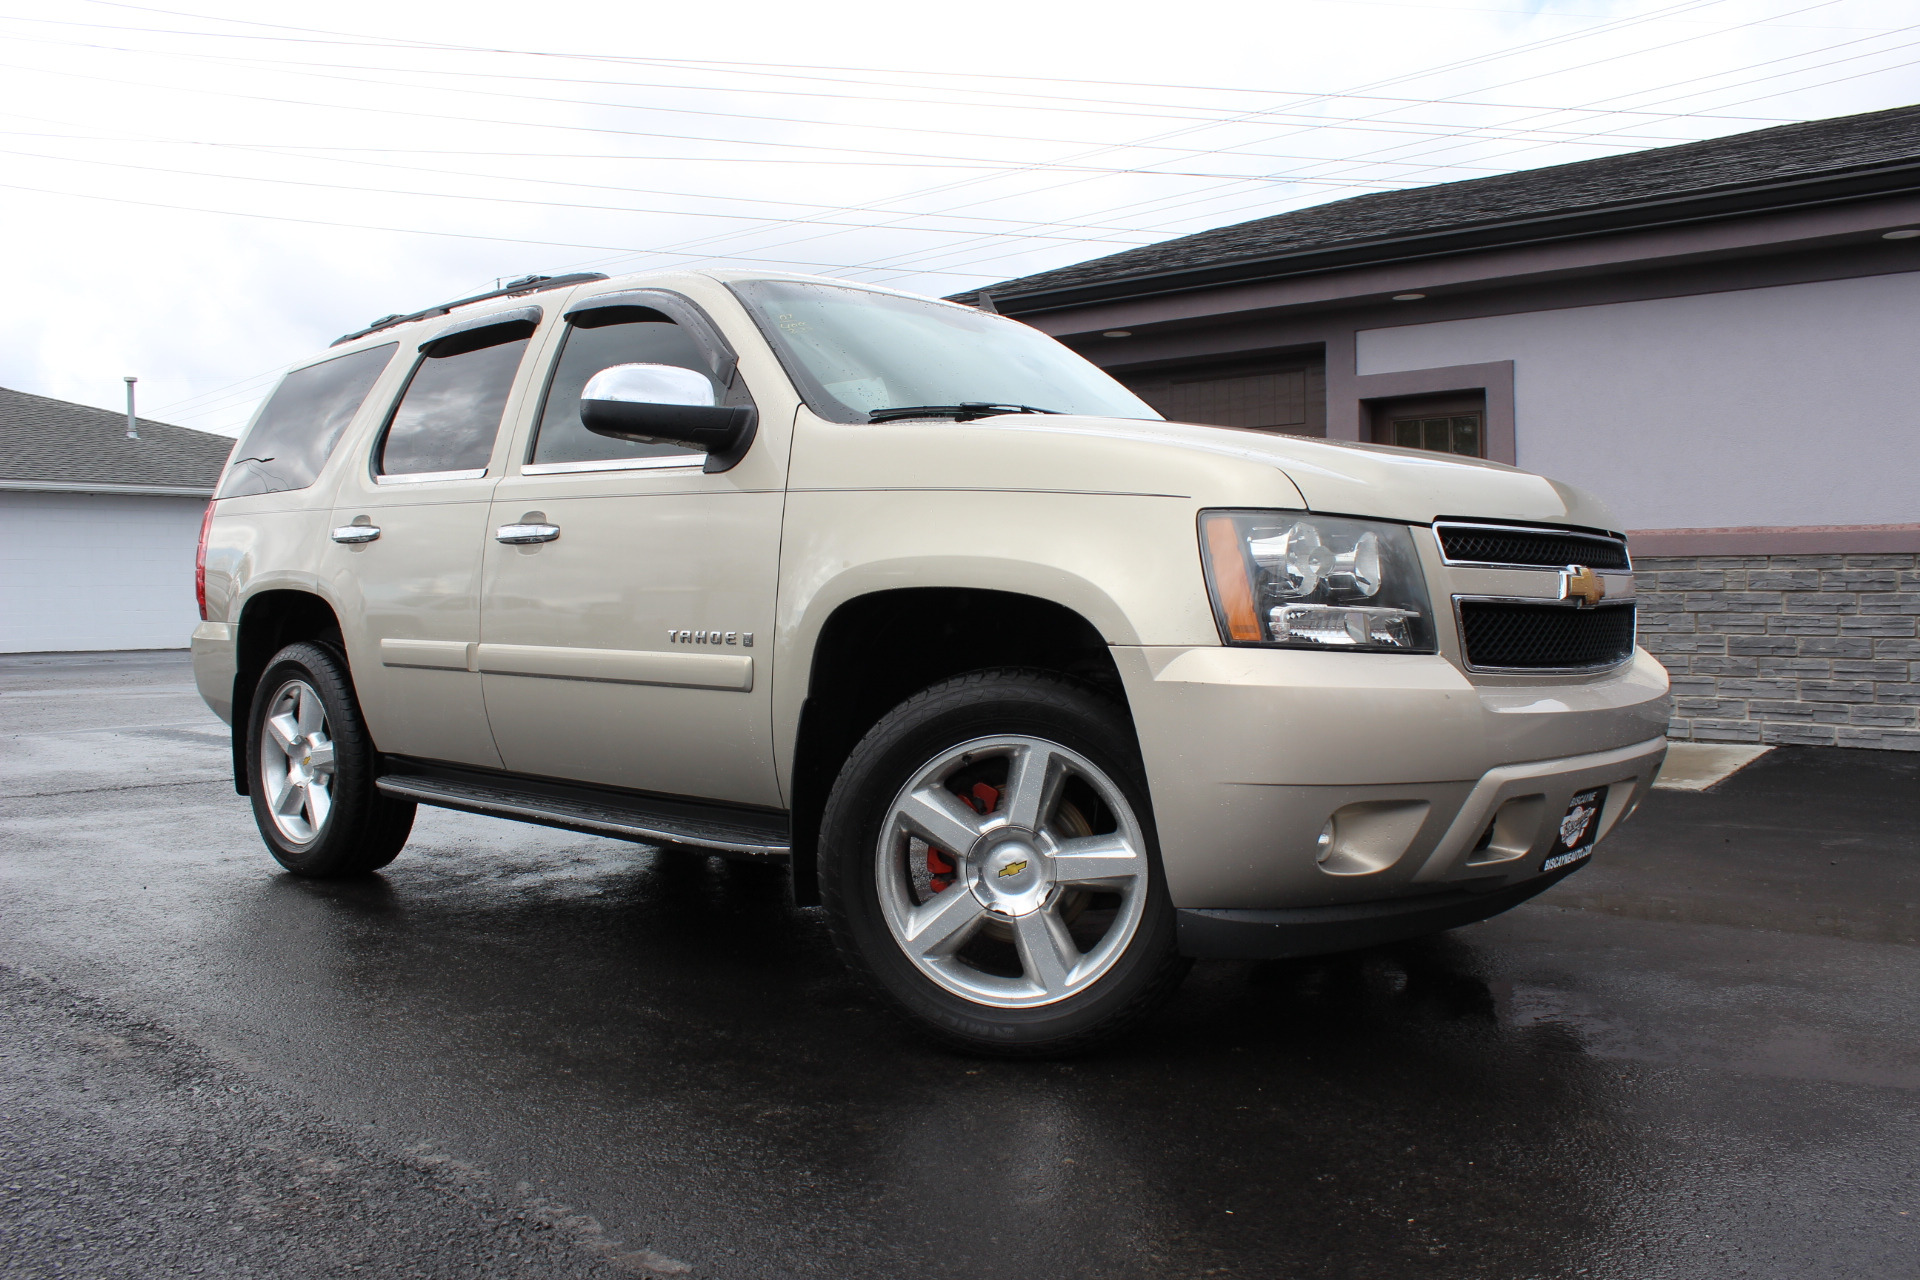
1, 651, 1915, 1279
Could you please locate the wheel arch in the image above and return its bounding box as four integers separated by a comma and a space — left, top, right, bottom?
229, 589, 346, 795
783, 585, 1127, 906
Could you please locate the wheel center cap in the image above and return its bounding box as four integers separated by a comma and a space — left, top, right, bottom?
974, 836, 1049, 915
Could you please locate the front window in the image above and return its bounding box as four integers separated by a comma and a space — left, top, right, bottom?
728, 279, 1158, 423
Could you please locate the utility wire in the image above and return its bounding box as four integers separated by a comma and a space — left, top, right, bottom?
656, 0, 1752, 281
0, 177, 990, 277
852, 0, 1892, 283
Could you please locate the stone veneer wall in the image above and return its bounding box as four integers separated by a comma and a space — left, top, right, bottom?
1637, 552, 1919, 751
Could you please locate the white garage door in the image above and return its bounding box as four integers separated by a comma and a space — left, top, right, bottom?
0, 490, 208, 652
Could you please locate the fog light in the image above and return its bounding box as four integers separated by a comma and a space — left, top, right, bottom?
1313, 801, 1430, 876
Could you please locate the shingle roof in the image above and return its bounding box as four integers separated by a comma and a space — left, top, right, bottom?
960, 102, 1920, 309
0, 385, 233, 492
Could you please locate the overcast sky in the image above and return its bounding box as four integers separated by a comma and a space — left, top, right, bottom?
3, 0, 1916, 436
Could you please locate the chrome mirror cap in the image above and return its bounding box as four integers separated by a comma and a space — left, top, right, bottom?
581, 363, 714, 409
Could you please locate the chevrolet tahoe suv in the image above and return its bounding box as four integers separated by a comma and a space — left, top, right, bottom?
192, 269, 1670, 1055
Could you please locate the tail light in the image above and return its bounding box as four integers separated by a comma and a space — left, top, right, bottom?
195, 501, 214, 621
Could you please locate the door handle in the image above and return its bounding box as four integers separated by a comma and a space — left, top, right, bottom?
330, 525, 381, 544
496, 522, 560, 544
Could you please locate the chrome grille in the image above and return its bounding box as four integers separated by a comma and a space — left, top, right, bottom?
1436, 522, 1630, 571
1457, 601, 1637, 671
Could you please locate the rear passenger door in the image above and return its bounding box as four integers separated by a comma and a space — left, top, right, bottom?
323, 308, 547, 768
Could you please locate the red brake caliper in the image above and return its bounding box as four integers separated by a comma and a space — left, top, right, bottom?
927, 781, 1001, 893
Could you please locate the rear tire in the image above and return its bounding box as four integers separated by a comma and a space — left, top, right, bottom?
821, 669, 1189, 1057
247, 641, 414, 876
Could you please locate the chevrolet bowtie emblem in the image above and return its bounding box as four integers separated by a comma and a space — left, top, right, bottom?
1560, 564, 1605, 609
997, 859, 1029, 879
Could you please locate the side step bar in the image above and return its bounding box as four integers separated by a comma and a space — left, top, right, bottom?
375, 769, 790, 859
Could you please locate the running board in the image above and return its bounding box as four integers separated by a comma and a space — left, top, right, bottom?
375, 768, 790, 858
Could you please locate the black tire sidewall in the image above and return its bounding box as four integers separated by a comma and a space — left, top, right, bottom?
247, 641, 409, 876
822, 671, 1186, 1055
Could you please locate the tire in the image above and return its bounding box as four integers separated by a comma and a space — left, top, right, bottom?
821, 669, 1190, 1057
246, 641, 415, 877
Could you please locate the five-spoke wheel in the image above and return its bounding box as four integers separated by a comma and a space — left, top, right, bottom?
246, 641, 414, 876
822, 669, 1189, 1056
258, 678, 337, 844
879, 735, 1149, 1009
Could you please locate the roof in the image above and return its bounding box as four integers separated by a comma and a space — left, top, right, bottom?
0, 385, 234, 495
959, 102, 1920, 312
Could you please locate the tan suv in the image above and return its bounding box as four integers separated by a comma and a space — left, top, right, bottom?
192, 269, 1670, 1055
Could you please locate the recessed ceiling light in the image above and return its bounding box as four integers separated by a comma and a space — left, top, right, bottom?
1392, 293, 1427, 301
1883, 229, 1920, 240
1102, 329, 1132, 338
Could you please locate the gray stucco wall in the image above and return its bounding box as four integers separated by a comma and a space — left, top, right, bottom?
1639, 552, 1918, 751
1353, 270, 1920, 531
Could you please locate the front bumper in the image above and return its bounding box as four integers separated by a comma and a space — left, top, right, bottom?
1176, 861, 1586, 959
1113, 644, 1669, 916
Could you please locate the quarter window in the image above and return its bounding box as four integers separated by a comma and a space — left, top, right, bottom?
378, 327, 531, 477
530, 311, 717, 465
219, 343, 396, 498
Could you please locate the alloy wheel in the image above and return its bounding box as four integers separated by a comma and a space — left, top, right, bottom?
875, 734, 1149, 1009
258, 678, 336, 844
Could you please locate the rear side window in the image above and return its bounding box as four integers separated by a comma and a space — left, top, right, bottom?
378, 327, 531, 477
530, 311, 714, 466
219, 343, 396, 498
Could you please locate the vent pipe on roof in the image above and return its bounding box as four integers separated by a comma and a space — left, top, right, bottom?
124, 376, 138, 440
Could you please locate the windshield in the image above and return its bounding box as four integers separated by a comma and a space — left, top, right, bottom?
728, 279, 1159, 424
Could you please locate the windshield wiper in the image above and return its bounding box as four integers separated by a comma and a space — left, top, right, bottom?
867, 402, 1060, 423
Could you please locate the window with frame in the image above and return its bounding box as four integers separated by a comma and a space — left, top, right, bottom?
377, 323, 533, 478
1370, 392, 1486, 459
219, 342, 396, 497
528, 308, 729, 466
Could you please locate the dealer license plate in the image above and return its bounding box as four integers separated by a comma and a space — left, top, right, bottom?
1542, 786, 1607, 872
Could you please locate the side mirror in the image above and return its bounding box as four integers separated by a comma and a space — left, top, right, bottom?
579, 363, 757, 473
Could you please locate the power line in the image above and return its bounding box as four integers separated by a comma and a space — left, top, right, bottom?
0, 18, 1795, 139
0, 176, 992, 276
0, 34, 1725, 173
61, 0, 1808, 121
716, 0, 1756, 282
851, 0, 1899, 283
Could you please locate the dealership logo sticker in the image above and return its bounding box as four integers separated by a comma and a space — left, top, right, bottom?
1559, 796, 1598, 849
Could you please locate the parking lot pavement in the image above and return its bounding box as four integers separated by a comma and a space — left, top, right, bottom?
2, 652, 1915, 1280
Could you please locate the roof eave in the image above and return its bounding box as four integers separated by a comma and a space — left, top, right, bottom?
983, 158, 1920, 317
0, 479, 215, 498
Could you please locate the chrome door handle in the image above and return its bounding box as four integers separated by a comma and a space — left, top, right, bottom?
496, 523, 560, 544
330, 525, 380, 544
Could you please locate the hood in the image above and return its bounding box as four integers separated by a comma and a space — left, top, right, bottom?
995, 415, 1621, 532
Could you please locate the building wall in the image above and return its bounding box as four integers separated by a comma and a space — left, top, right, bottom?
0, 490, 206, 652
1640, 552, 1918, 751
1352, 270, 1920, 531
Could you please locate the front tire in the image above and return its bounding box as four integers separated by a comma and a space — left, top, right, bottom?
821, 670, 1189, 1056
247, 641, 414, 876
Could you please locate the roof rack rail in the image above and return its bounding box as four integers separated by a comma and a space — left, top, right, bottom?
330, 272, 610, 347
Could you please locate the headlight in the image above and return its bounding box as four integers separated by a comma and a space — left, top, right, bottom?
1200, 510, 1436, 652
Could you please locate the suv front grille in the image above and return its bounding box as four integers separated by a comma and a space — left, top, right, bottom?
1457, 601, 1637, 671
1436, 522, 1630, 571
